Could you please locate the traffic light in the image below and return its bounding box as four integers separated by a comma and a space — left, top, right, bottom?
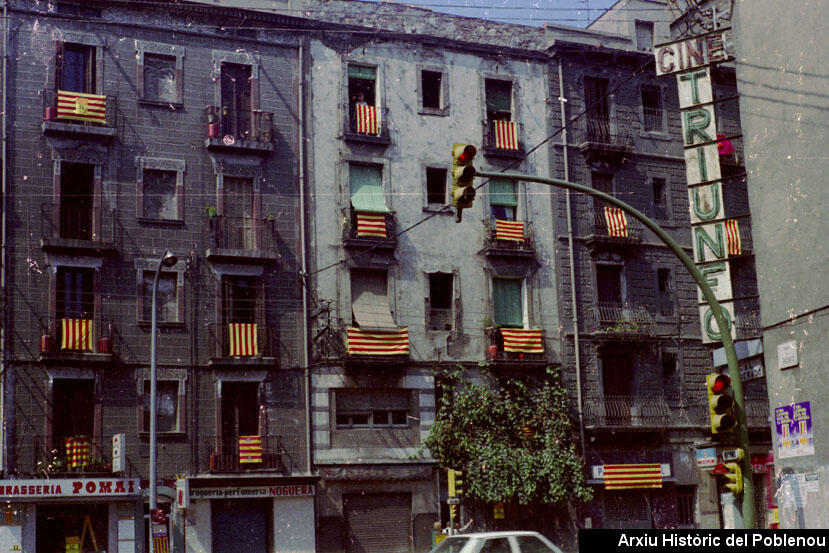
447, 468, 463, 497
451, 144, 477, 222
723, 462, 743, 495
706, 373, 736, 434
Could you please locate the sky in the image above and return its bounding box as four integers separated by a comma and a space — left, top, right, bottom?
365, 0, 621, 28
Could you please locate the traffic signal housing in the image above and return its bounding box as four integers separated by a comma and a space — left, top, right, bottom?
451, 144, 477, 222
707, 373, 736, 434
447, 468, 463, 497
723, 462, 743, 495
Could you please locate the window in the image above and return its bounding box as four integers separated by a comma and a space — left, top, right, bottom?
596, 264, 623, 304
222, 276, 257, 324
428, 273, 453, 331
57, 267, 94, 319
220, 62, 252, 138
57, 42, 95, 93
662, 351, 677, 381
515, 536, 554, 553
485, 79, 512, 121
348, 64, 377, 131
479, 538, 511, 553
143, 53, 176, 103
222, 177, 254, 249
592, 171, 613, 196
652, 176, 669, 219
350, 163, 388, 213
492, 277, 524, 328
601, 351, 633, 398
142, 169, 178, 220
335, 389, 410, 429
584, 77, 609, 123
60, 162, 94, 240
351, 269, 397, 331
635, 20, 654, 52
657, 268, 675, 316
676, 486, 696, 526
490, 179, 517, 220
142, 271, 178, 322
142, 380, 182, 433
425, 167, 447, 206
421, 70, 442, 110
642, 85, 665, 132
52, 378, 95, 452
221, 381, 260, 439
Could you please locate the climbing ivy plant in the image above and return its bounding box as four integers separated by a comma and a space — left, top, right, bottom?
424, 366, 592, 506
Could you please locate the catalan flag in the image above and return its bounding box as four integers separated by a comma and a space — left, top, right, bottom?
603, 206, 628, 237
61, 318, 93, 351
65, 436, 90, 468
603, 464, 663, 490
152, 522, 170, 553
500, 328, 543, 353
725, 219, 741, 255
356, 212, 387, 238
495, 219, 525, 242
56, 90, 106, 123
228, 323, 258, 356
355, 104, 379, 135
239, 435, 263, 464
494, 120, 518, 150
346, 327, 409, 356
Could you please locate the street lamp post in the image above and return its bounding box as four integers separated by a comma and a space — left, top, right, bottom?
149, 250, 177, 541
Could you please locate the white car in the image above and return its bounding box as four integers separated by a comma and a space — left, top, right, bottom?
430, 531, 565, 553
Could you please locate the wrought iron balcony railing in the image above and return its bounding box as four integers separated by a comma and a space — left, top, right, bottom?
206, 214, 278, 253
577, 116, 635, 153
206, 106, 273, 152
584, 302, 655, 337
483, 218, 536, 257
206, 434, 286, 474
42, 89, 117, 133
583, 395, 671, 428
582, 209, 645, 244
207, 322, 278, 360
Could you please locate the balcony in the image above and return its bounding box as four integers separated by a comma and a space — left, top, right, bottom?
482, 120, 524, 158
342, 209, 398, 253
732, 298, 761, 340
725, 216, 754, 256
205, 106, 273, 154
582, 208, 644, 249
584, 302, 655, 338
683, 395, 770, 430
41, 89, 117, 139
205, 214, 280, 264
583, 395, 671, 429
483, 219, 536, 259
576, 115, 634, 165
206, 434, 286, 474
207, 322, 278, 367
485, 327, 547, 364
344, 327, 409, 368
31, 436, 119, 478
40, 202, 118, 256
39, 317, 115, 363
343, 105, 391, 146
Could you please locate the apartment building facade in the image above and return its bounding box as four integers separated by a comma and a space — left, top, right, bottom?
0, 1, 314, 551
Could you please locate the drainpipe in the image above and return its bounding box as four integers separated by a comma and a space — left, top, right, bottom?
1, 0, 9, 475
558, 58, 586, 457
298, 41, 312, 475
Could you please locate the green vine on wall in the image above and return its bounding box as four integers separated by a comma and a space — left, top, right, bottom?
424, 366, 592, 506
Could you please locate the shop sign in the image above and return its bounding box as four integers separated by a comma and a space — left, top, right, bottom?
189, 484, 315, 500
0, 478, 140, 500
750, 453, 771, 474
654, 30, 730, 76
696, 447, 717, 468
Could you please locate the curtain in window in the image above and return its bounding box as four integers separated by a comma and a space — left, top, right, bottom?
348, 65, 376, 80
493, 278, 523, 327
350, 164, 388, 213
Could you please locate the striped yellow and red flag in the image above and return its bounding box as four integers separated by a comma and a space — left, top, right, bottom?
61, 318, 93, 351
152, 522, 170, 553
501, 328, 543, 353
603, 464, 663, 489
495, 219, 525, 242
603, 206, 628, 237
725, 219, 741, 255
65, 436, 90, 468
56, 90, 106, 123
346, 327, 409, 356
239, 435, 263, 464
355, 104, 379, 135
356, 212, 387, 238
228, 323, 258, 356
494, 120, 518, 150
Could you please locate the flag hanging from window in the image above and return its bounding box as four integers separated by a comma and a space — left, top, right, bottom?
152, 521, 170, 553
716, 134, 735, 155
355, 104, 379, 135
239, 435, 263, 464
228, 323, 258, 356
494, 120, 518, 150
61, 318, 93, 351
603, 464, 663, 490
501, 328, 544, 353
725, 219, 741, 255
495, 219, 525, 242
347, 327, 409, 355
356, 212, 387, 238
65, 436, 90, 468
603, 206, 629, 237
57, 90, 106, 123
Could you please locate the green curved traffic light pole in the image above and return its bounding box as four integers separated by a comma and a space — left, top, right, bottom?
474, 168, 756, 529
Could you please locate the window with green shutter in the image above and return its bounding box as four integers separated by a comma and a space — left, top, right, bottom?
492, 278, 523, 328
489, 178, 517, 220
350, 164, 388, 213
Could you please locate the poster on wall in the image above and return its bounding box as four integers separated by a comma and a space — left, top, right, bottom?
775, 401, 814, 458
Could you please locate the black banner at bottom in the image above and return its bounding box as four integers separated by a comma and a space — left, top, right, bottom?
579, 529, 829, 552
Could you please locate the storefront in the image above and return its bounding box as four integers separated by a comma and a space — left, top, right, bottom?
0, 478, 142, 553
176, 476, 317, 553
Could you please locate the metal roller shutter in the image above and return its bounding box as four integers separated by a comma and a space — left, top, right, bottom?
345, 493, 411, 553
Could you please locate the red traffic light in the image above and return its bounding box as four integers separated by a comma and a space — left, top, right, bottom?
456, 145, 476, 165
710, 374, 730, 394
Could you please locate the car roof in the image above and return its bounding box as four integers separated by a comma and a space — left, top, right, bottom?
449, 531, 546, 537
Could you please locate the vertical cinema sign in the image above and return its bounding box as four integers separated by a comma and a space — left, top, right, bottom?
655, 29, 738, 344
